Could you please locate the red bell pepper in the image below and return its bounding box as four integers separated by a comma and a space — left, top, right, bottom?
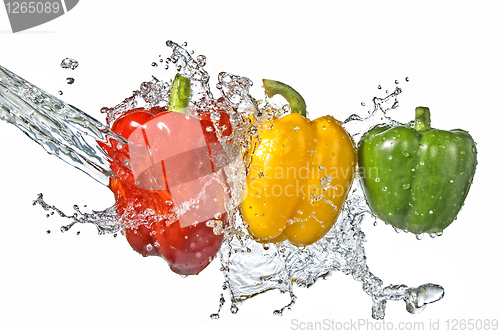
104, 74, 232, 275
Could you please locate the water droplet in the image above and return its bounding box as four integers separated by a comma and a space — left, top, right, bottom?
378, 85, 382, 89
66, 78, 75, 85
450, 180, 454, 183
206, 126, 213, 132
382, 186, 388, 191
402, 183, 410, 190
151, 62, 158, 67
420, 161, 425, 165
395, 80, 399, 84
429, 210, 433, 214
361, 102, 365, 106
46, 230, 51, 234
415, 234, 424, 240
258, 172, 264, 178
404, 284, 444, 314
197, 55, 207, 67
401, 151, 410, 157
405, 77, 410, 82
375, 178, 380, 182
388, 156, 393, 160
318, 165, 324, 170
293, 126, 300, 131
58, 90, 63, 95
60, 58, 79, 70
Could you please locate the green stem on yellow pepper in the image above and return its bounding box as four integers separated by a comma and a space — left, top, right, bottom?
262, 79, 307, 118
414, 106, 431, 133
169, 73, 191, 114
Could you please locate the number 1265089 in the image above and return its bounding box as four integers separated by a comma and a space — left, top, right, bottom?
5, 2, 61, 14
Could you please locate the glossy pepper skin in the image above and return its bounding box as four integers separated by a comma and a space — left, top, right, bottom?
241, 80, 357, 247
358, 107, 477, 234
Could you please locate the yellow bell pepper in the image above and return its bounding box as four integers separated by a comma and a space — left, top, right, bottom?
241, 80, 357, 247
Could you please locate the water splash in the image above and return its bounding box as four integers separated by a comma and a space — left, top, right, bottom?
343, 86, 402, 143
215, 182, 444, 319
33, 193, 121, 235
212, 79, 444, 320
1, 41, 445, 320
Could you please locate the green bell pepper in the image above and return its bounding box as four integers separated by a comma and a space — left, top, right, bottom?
358, 107, 477, 235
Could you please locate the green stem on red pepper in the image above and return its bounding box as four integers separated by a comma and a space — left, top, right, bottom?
262, 79, 307, 118
414, 106, 431, 133
169, 73, 191, 113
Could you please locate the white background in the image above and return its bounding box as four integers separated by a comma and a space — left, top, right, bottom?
1, 1, 499, 333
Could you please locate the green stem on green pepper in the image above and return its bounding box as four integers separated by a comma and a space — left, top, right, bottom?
262, 79, 307, 118
414, 106, 431, 133
168, 73, 191, 114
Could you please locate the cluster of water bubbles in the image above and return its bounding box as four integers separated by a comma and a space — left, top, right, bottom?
0, 41, 445, 320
